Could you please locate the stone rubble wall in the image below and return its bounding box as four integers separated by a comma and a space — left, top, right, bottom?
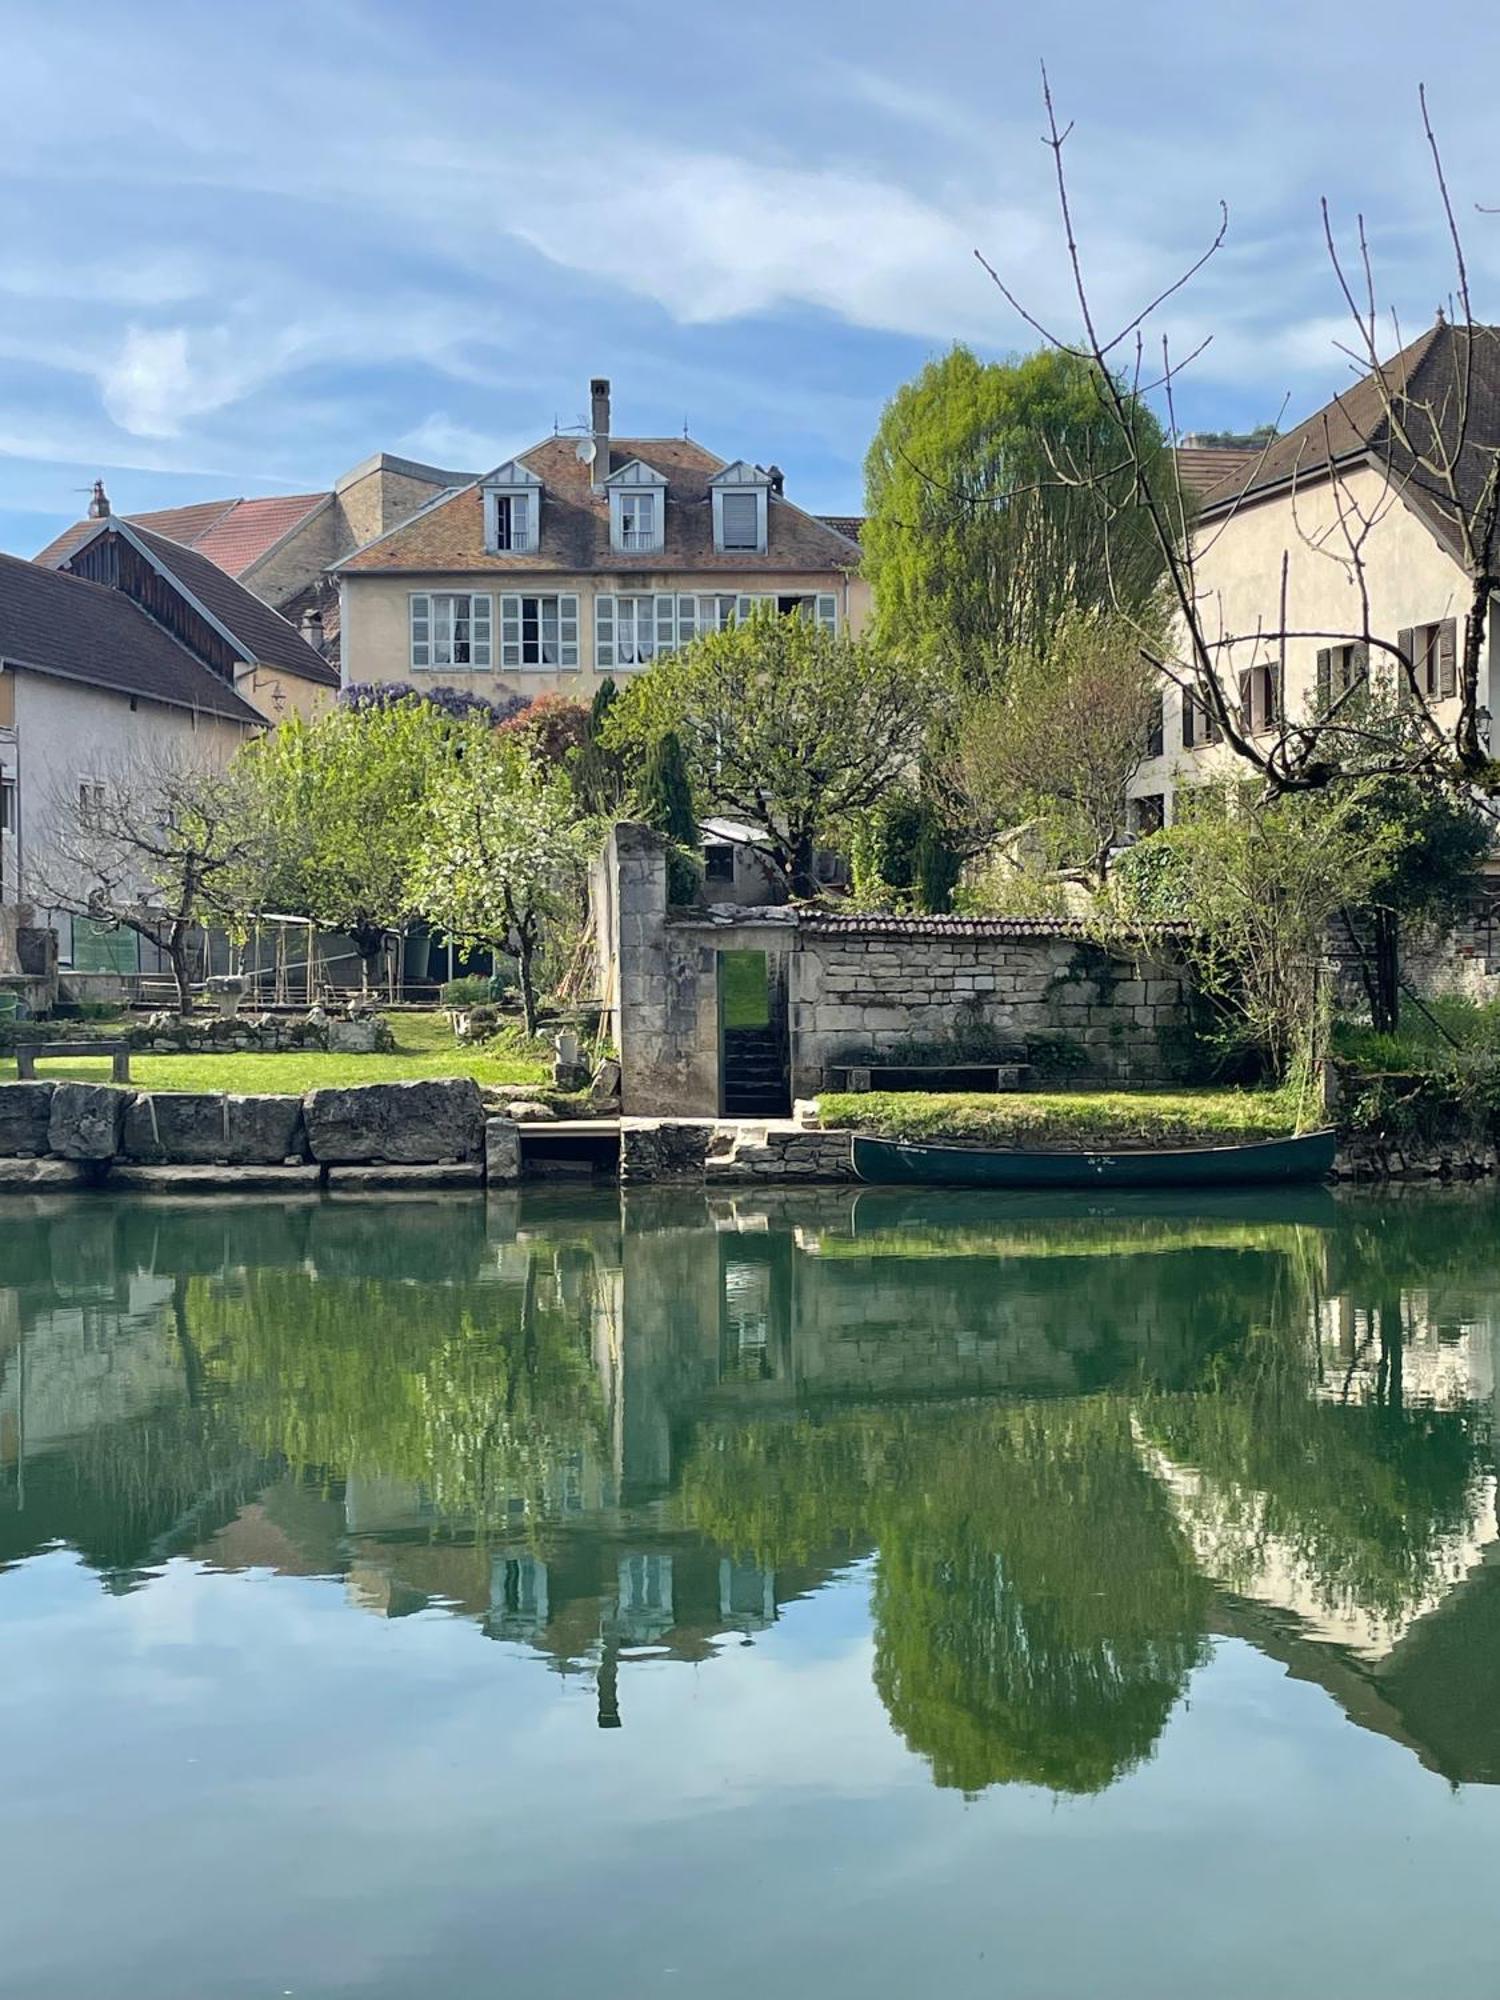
0, 1009, 398, 1057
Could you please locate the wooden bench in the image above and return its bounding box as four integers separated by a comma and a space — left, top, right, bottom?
826, 1062, 1031, 1095
14, 1040, 131, 1083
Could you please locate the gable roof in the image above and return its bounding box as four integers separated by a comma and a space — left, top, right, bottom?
1174, 444, 1259, 501
1197, 321, 1500, 562
35, 491, 329, 579
58, 520, 339, 688
0, 552, 262, 724
336, 435, 864, 577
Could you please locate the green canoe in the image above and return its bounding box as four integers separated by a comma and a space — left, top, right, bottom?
850, 1128, 1338, 1190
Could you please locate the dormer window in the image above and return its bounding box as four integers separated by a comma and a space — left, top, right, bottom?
482, 459, 543, 555
709, 461, 771, 555
605, 459, 667, 555
618, 492, 657, 550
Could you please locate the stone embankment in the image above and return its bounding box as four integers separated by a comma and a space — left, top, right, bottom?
0, 1077, 508, 1192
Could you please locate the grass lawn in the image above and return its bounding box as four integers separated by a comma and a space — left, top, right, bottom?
817, 1085, 1306, 1148
0, 1010, 551, 1096
719, 949, 771, 1029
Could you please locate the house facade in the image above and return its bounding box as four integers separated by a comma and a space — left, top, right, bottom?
1128, 323, 1500, 829
334, 379, 869, 699
0, 552, 264, 971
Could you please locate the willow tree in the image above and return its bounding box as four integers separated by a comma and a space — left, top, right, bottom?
862, 345, 1176, 681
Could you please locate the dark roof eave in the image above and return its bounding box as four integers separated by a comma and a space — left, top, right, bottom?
0, 651, 264, 726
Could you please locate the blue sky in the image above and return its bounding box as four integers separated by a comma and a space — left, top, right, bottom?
4, 0, 1500, 553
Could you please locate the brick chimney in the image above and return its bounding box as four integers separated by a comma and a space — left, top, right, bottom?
590, 377, 611, 491
299, 607, 325, 654
88, 479, 111, 518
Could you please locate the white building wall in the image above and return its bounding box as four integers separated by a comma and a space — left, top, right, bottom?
1129, 465, 1498, 820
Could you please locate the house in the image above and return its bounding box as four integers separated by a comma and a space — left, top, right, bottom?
0, 551, 265, 973
1128, 321, 1500, 829
34, 452, 475, 672
333, 378, 869, 698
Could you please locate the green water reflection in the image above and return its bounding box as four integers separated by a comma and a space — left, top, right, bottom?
3, 1184, 1498, 1795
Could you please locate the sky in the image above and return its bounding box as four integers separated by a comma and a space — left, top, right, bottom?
4, 0, 1500, 553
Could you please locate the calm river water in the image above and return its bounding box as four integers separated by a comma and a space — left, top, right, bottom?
4, 1184, 1500, 1997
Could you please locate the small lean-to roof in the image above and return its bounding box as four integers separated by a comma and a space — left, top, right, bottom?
1173, 446, 1259, 502
336, 435, 865, 577
0, 551, 262, 724
1196, 320, 1500, 564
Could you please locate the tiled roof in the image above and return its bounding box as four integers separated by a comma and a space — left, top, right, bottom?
1196, 321, 1500, 562
0, 552, 262, 723
125, 525, 340, 685
797, 912, 1198, 939
35, 492, 327, 579
818, 514, 864, 542
1174, 446, 1259, 501
337, 435, 865, 576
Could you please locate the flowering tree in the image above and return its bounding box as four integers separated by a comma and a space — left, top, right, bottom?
410, 726, 595, 1035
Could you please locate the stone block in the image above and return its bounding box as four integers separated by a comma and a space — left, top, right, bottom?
0, 1081, 56, 1156
48, 1082, 128, 1160
108, 1163, 324, 1193
485, 1118, 522, 1183
326, 1017, 380, 1054
1146, 981, 1181, 1005
0, 1156, 88, 1190
303, 1078, 486, 1163
123, 1092, 306, 1164
325, 1163, 485, 1190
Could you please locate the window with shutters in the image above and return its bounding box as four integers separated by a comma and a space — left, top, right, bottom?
1399, 619, 1458, 701
617, 493, 656, 550
720, 492, 760, 550
1129, 793, 1165, 835
1182, 686, 1221, 750
410, 592, 493, 669
497, 593, 579, 669
1238, 664, 1281, 735
596, 593, 672, 669
1145, 692, 1164, 758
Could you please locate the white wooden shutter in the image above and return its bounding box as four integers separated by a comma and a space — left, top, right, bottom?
559, 594, 579, 668
500, 594, 523, 670
410, 593, 431, 669
595, 596, 615, 670
815, 593, 837, 633
735, 595, 755, 622
470, 594, 493, 668
655, 595, 676, 654
676, 595, 697, 646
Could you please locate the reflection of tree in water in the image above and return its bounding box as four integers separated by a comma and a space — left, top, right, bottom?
680, 1395, 1209, 1796
188, 1248, 606, 1531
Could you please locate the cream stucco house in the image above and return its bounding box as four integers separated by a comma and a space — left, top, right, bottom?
1128, 321, 1500, 829
333, 379, 869, 698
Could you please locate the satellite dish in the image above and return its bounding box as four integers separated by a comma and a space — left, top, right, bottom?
576, 439, 597, 466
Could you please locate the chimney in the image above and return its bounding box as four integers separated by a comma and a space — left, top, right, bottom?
88, 478, 111, 519
299, 607, 325, 655
590, 377, 611, 491
767, 464, 785, 497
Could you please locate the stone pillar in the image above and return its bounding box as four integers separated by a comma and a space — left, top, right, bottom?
605, 823, 719, 1117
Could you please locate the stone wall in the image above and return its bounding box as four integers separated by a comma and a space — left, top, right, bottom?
597, 824, 1203, 1116
1, 1008, 397, 1057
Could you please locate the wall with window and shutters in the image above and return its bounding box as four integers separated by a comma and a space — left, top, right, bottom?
1126, 459, 1495, 824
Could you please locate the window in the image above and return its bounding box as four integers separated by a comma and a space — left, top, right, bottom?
1130, 794, 1165, 835
0, 776, 15, 904
499, 593, 580, 670
704, 843, 736, 883
78, 778, 105, 816
491, 492, 532, 552
595, 592, 839, 669
1398, 619, 1458, 701
720, 491, 760, 550
1315, 641, 1367, 711
1238, 663, 1281, 735
1182, 686, 1221, 750
618, 492, 656, 550
410, 592, 493, 669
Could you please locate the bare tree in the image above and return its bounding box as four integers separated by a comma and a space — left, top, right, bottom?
27, 748, 266, 1013
975, 72, 1500, 803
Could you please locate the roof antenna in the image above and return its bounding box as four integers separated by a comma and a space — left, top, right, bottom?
682, 415, 690, 439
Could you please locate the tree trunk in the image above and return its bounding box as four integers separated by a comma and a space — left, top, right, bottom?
516, 924, 539, 1039
1371, 906, 1400, 1037
167, 930, 193, 1015
788, 830, 819, 901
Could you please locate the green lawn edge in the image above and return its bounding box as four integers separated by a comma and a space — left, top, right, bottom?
816, 1086, 1304, 1148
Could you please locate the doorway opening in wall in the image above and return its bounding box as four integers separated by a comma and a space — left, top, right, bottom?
717, 949, 790, 1117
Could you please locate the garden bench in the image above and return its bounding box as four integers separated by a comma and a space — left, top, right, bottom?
826, 1062, 1032, 1095
14, 1040, 131, 1083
